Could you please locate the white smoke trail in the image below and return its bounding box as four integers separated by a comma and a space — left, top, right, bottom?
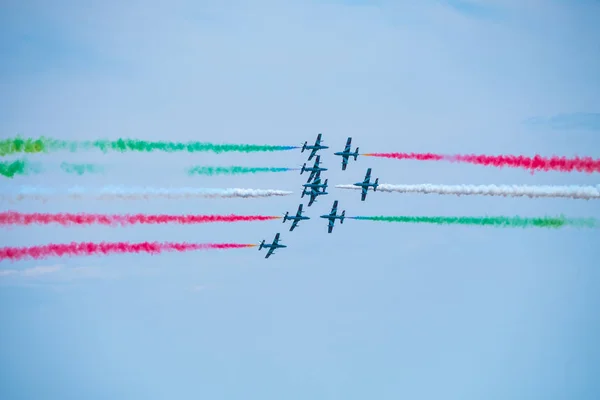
335, 183, 600, 200
1, 186, 293, 201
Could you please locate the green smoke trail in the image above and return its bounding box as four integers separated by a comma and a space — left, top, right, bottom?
0, 138, 46, 156
0, 159, 42, 178
60, 162, 104, 175
1, 137, 298, 155
350, 215, 598, 229
188, 166, 293, 175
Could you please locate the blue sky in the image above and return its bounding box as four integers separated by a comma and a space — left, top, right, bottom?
1, 0, 599, 398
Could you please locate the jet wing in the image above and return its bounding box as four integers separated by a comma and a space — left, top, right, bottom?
344, 137, 351, 151
296, 204, 303, 217
290, 219, 299, 231
364, 168, 372, 183
328, 219, 335, 233
315, 133, 322, 145
331, 200, 338, 215
308, 148, 318, 160
308, 192, 316, 206
361, 186, 368, 201
273, 233, 281, 244
307, 170, 316, 182
312, 170, 321, 182
265, 246, 276, 258
341, 156, 349, 170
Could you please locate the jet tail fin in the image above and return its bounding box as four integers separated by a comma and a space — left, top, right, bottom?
300, 163, 305, 174
301, 142, 307, 152
374, 178, 379, 191
341, 210, 345, 223
283, 212, 288, 222
354, 148, 359, 160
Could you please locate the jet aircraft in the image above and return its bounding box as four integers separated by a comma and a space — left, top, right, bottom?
307, 169, 322, 184
283, 204, 310, 231
259, 233, 286, 258
301, 186, 328, 207
333, 137, 359, 170
300, 155, 328, 183
353, 168, 379, 201
301, 133, 329, 160
319, 200, 345, 233
302, 177, 328, 192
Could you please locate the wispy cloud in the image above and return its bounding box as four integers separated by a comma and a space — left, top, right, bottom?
0, 264, 63, 278
0, 264, 122, 286
524, 112, 600, 131
21, 264, 63, 277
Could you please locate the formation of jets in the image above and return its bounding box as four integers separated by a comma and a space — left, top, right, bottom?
259, 134, 379, 258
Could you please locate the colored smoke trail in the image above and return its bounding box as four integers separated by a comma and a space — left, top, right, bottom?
1, 160, 28, 178
349, 215, 598, 228
0, 211, 281, 226
188, 166, 297, 175
60, 162, 103, 175
335, 183, 600, 200
1, 186, 293, 201
362, 152, 600, 173
0, 159, 42, 178
0, 138, 45, 156
0, 241, 257, 262
1, 137, 298, 155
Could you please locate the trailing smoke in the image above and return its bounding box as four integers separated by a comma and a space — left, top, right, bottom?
0, 211, 281, 226
187, 166, 296, 175
1, 136, 298, 155
335, 183, 600, 200
363, 152, 600, 173
349, 215, 598, 228
0, 241, 257, 262
1, 186, 293, 201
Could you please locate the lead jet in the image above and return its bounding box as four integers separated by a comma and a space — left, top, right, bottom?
333, 137, 359, 170
319, 200, 345, 233
302, 177, 328, 193
300, 155, 328, 183
283, 204, 310, 231
353, 168, 379, 201
301, 133, 329, 161
301, 186, 328, 207
259, 233, 287, 258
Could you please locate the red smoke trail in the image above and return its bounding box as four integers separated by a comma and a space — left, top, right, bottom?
0, 241, 257, 261
364, 152, 445, 161
0, 211, 280, 226
363, 153, 600, 173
